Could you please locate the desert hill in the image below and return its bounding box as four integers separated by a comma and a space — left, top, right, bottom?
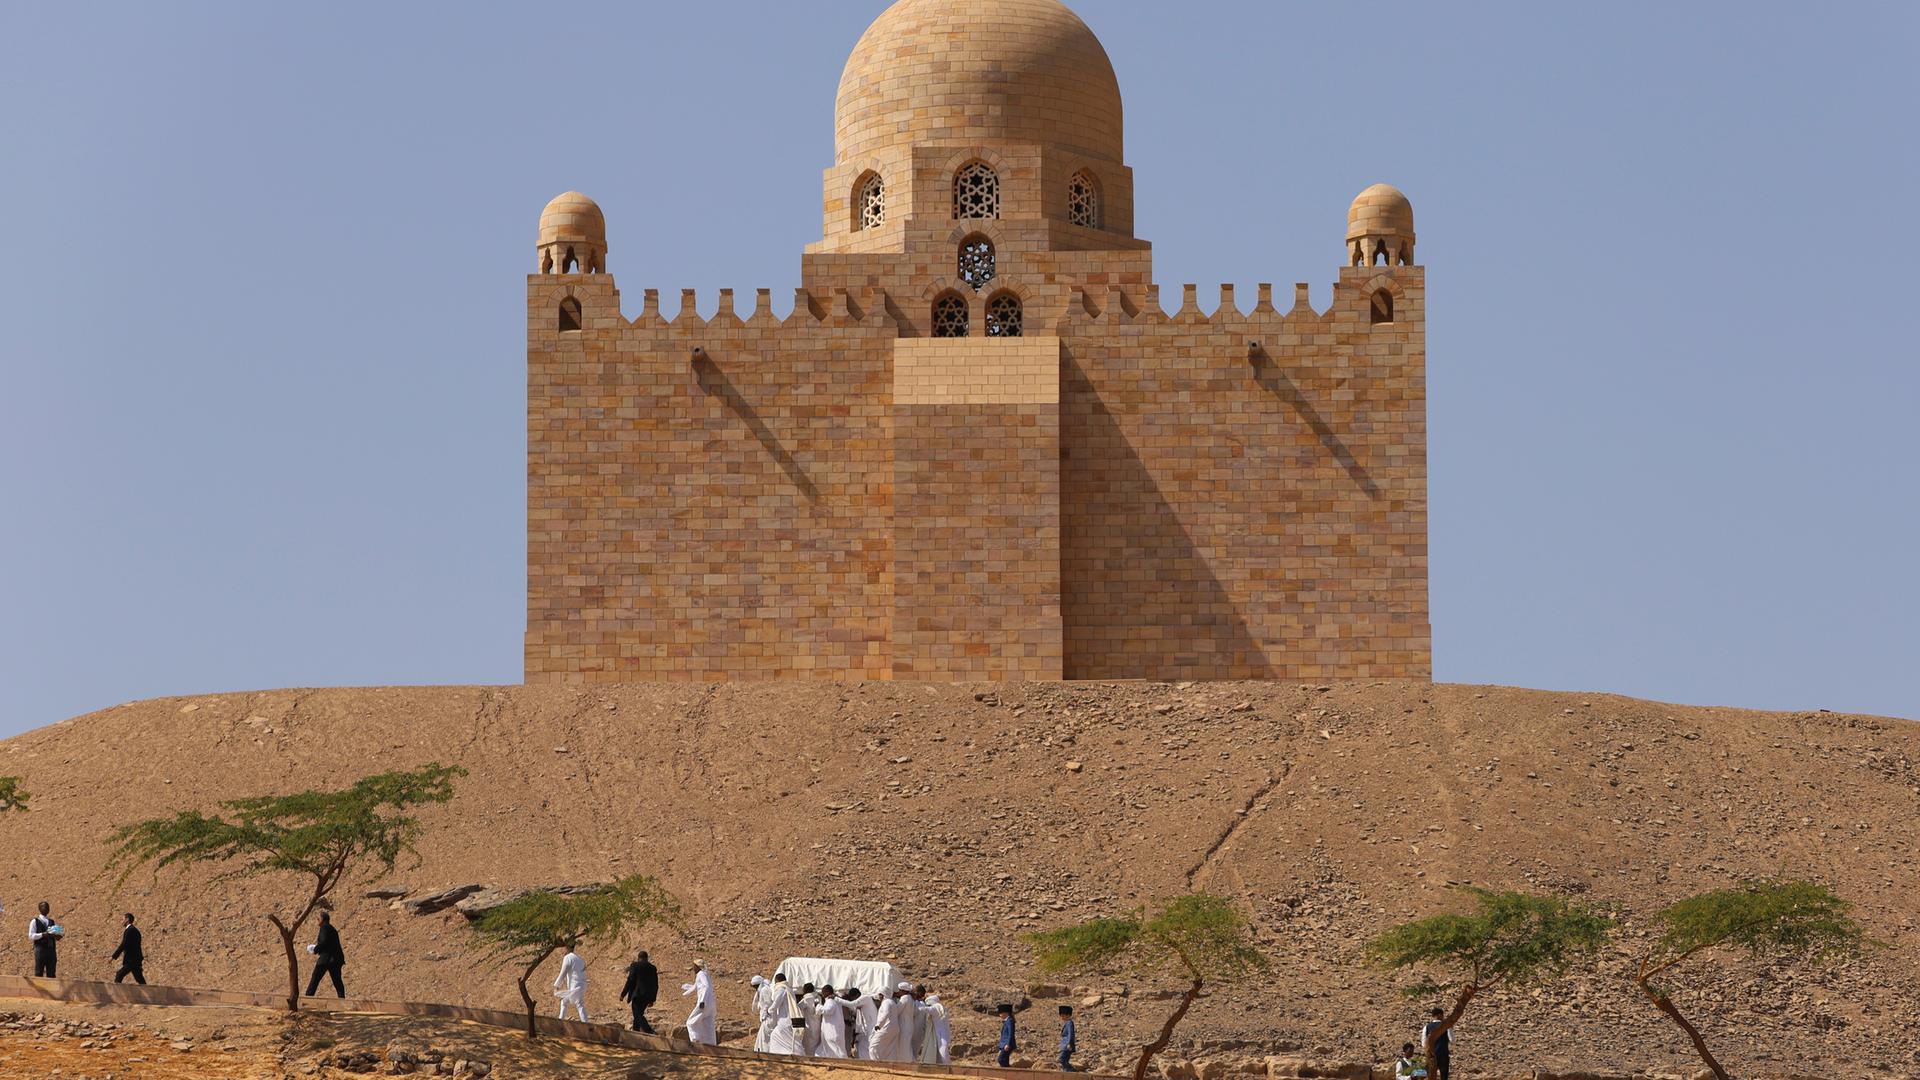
1, 681, 1914, 1077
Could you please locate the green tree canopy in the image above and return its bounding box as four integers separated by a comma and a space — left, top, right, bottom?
1028, 894, 1269, 1080
0, 777, 26, 812
1366, 886, 1614, 1057
470, 875, 686, 1037
1636, 879, 1871, 1080
107, 762, 465, 1009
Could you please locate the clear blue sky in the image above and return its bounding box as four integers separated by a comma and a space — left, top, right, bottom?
2, 2, 1915, 736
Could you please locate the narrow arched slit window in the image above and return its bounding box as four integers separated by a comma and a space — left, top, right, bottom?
986, 292, 1023, 337
856, 173, 885, 231
1068, 170, 1099, 228
953, 162, 1000, 220
1369, 290, 1393, 325
958, 234, 995, 290
558, 296, 582, 332
932, 293, 969, 338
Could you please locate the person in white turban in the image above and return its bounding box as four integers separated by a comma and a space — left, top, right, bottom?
681, 960, 717, 1045
870, 984, 916, 1062
923, 992, 952, 1065
551, 943, 588, 1021
749, 975, 772, 1051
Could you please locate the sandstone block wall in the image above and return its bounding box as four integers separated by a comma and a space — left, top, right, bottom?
892, 339, 1062, 679
527, 270, 1427, 684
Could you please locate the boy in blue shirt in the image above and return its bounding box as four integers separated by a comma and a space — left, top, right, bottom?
1058, 1004, 1077, 1071
997, 1003, 1017, 1066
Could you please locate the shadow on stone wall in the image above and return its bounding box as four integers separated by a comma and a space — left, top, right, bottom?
1248, 346, 1380, 500
1060, 356, 1273, 679
693, 357, 820, 501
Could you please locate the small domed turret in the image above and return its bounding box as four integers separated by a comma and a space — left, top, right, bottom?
538, 191, 607, 274
1346, 183, 1414, 267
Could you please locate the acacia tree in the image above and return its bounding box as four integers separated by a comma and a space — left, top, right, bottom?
1027, 893, 1269, 1080
1366, 887, 1614, 1061
469, 876, 686, 1038
0, 777, 26, 812
1636, 879, 1870, 1080
107, 763, 464, 1010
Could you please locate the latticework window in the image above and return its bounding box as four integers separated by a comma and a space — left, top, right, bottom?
1068, 170, 1099, 228
932, 293, 969, 338
985, 293, 1023, 337
953, 162, 1000, 219
958, 235, 995, 290
857, 174, 885, 230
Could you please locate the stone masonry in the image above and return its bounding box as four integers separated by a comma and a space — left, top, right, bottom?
526, 0, 1429, 683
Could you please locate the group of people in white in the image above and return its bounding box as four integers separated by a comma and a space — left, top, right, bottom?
748, 971, 952, 1064
546, 951, 952, 1065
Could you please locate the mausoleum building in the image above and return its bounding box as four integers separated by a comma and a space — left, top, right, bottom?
527, 0, 1429, 683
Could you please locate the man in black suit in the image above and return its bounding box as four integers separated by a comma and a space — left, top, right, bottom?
111, 912, 145, 984
304, 912, 346, 998
618, 948, 659, 1032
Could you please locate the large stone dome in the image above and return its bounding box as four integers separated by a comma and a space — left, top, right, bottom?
834, 0, 1123, 166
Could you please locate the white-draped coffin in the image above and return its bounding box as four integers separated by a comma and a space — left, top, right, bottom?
775, 957, 903, 997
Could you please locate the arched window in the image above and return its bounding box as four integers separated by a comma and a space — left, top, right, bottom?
540, 248, 555, 274
985, 292, 1023, 337
856, 172, 886, 230
558, 296, 582, 332
953, 162, 1000, 220
932, 293, 969, 338
562, 246, 579, 273
1369, 289, 1393, 325
1068, 170, 1099, 228
958, 234, 995, 290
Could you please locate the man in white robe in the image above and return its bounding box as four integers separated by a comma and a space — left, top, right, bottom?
766, 973, 805, 1055
908, 983, 929, 1061
853, 989, 881, 1059
922, 993, 952, 1065
681, 960, 717, 1045
801, 984, 825, 1055
551, 944, 588, 1021
814, 988, 853, 1058
749, 975, 772, 1051
870, 986, 915, 1063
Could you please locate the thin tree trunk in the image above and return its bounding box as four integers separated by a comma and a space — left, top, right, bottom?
1424, 982, 1476, 1057
519, 948, 555, 1039
266, 915, 300, 1012
1638, 980, 1729, 1080
1132, 977, 1203, 1080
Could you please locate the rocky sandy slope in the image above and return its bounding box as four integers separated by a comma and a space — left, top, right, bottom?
0, 999, 929, 1078
0, 681, 1914, 1078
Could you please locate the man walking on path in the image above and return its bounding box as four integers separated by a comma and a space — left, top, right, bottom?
110, 913, 145, 984
552, 943, 588, 1021
619, 949, 658, 1032
1057, 1004, 1077, 1071
682, 959, 717, 1045
996, 1002, 1017, 1067
304, 912, 345, 998
1422, 1007, 1454, 1080
28, 902, 60, 978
